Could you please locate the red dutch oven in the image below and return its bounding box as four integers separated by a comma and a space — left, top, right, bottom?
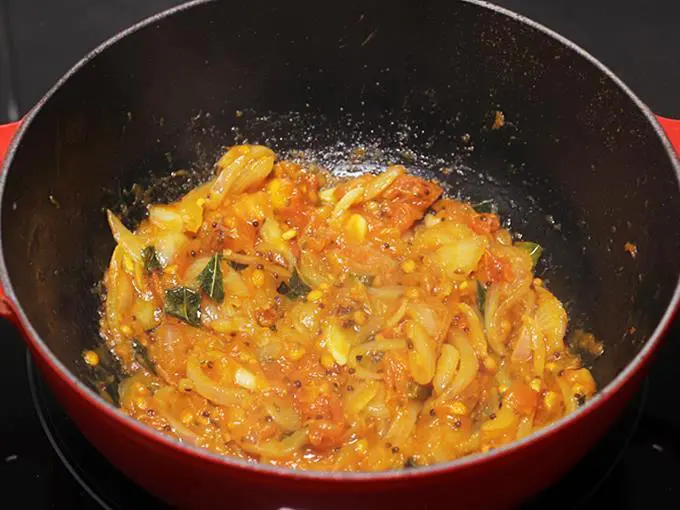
0, 1, 679, 508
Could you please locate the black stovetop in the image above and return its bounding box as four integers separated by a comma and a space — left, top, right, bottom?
0, 1, 679, 509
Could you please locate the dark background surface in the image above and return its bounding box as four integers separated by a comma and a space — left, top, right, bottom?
0, 1, 678, 509
1, 0, 680, 122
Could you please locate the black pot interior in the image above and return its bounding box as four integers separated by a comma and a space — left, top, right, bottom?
2, 0, 679, 397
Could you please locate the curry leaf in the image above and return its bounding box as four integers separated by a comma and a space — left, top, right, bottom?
277, 269, 311, 300
477, 280, 487, 316
164, 287, 201, 326
142, 246, 162, 273
198, 254, 224, 302
131, 338, 157, 375
472, 199, 496, 214
516, 241, 543, 268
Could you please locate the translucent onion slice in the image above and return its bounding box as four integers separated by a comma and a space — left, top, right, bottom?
107, 210, 144, 263
186, 354, 248, 407
333, 185, 365, 218
485, 277, 532, 354
455, 302, 488, 358
406, 321, 436, 385
208, 145, 275, 208
263, 399, 301, 431
152, 386, 198, 444
239, 429, 308, 460
535, 286, 568, 354
439, 330, 479, 400
433, 344, 460, 395
480, 405, 518, 441
363, 165, 404, 201
384, 401, 420, 446
345, 381, 379, 415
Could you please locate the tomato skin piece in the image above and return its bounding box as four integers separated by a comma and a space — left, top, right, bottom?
382, 174, 442, 207
504, 381, 539, 416
276, 171, 321, 230
432, 199, 473, 224
223, 215, 257, 252
470, 213, 501, 234
476, 251, 514, 284
278, 198, 315, 230
307, 419, 346, 451
361, 174, 442, 234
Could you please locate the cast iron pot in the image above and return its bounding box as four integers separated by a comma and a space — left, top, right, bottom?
0, 1, 679, 508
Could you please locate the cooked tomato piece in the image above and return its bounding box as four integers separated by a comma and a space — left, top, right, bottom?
475, 250, 513, 284
470, 213, 501, 234
504, 381, 538, 416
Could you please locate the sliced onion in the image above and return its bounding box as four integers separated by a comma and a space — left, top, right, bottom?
480, 405, 518, 440
239, 429, 307, 460
107, 210, 144, 262
413, 222, 475, 252
224, 269, 250, 297
408, 301, 439, 337
516, 412, 535, 440
535, 286, 568, 353
433, 344, 460, 395
325, 323, 351, 366
406, 321, 436, 385
153, 386, 198, 444
223, 251, 291, 278
333, 185, 365, 218
556, 377, 576, 413
177, 184, 208, 233
234, 367, 257, 390
385, 299, 408, 328
455, 302, 488, 357
351, 365, 385, 381
105, 246, 134, 329
384, 402, 420, 446
439, 330, 479, 399
298, 251, 331, 289
511, 318, 536, 363
230, 152, 275, 195
363, 165, 404, 201
485, 277, 532, 354
155, 231, 189, 267
434, 237, 486, 277
345, 381, 379, 415
530, 324, 546, 377
258, 218, 295, 267
183, 256, 212, 286
149, 205, 184, 232
186, 354, 248, 407
349, 338, 408, 359
368, 286, 405, 301
263, 399, 301, 431
207, 145, 275, 208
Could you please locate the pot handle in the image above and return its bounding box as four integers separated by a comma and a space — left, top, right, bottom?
0, 120, 22, 318
0, 120, 21, 164
656, 116, 680, 156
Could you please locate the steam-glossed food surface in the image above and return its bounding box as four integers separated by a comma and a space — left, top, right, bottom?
96, 145, 597, 471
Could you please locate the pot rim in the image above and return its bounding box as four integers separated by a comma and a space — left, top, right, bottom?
0, 0, 678, 483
